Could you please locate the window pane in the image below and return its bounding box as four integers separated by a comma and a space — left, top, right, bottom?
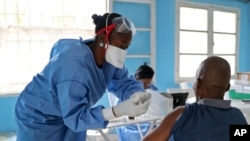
128, 31, 151, 55
19, 42, 32, 83
0, 43, 7, 85
0, 0, 4, 14
180, 31, 207, 53
218, 55, 235, 75
52, 0, 63, 16
114, 2, 151, 28
6, 42, 19, 84
63, 0, 75, 16
214, 11, 236, 33
41, 15, 53, 27
213, 34, 236, 54
6, 14, 18, 26
18, 15, 30, 27
30, 15, 41, 26
0, 0, 108, 94
5, 0, 18, 14
19, 28, 30, 42
180, 7, 207, 31
0, 14, 4, 26
17, 0, 29, 15
179, 55, 207, 77
6, 27, 18, 41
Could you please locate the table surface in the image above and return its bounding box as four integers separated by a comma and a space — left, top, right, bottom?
230, 79, 250, 87
107, 114, 162, 128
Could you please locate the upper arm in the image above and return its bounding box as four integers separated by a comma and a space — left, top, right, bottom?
142, 106, 185, 141
55, 60, 108, 131
57, 80, 108, 131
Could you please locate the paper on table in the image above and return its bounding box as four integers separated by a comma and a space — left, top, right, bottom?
145, 89, 173, 116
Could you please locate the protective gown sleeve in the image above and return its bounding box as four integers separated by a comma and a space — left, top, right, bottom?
150, 84, 158, 91
49, 39, 79, 59
57, 80, 108, 132
107, 67, 144, 101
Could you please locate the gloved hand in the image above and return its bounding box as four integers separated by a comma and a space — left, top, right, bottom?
130, 92, 152, 104
102, 92, 151, 120
102, 98, 151, 120
113, 97, 151, 117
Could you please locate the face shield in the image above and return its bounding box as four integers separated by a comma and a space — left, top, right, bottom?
111, 17, 136, 35
96, 16, 136, 46
96, 15, 135, 68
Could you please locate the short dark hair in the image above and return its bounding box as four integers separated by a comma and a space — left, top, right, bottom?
135, 62, 154, 79
92, 13, 122, 33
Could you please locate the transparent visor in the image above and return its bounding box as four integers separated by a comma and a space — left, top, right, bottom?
112, 17, 136, 35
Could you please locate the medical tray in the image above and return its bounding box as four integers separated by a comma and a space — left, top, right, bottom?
228, 89, 250, 100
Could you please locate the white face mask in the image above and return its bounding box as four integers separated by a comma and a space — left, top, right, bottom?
105, 44, 127, 68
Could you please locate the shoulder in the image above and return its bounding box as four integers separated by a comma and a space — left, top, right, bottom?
166, 106, 186, 122
52, 38, 81, 50
53, 38, 92, 60
129, 75, 136, 80
52, 38, 91, 52
142, 106, 186, 141
50, 38, 95, 77
230, 107, 248, 123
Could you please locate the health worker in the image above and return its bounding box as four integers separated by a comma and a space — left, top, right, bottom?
15, 13, 151, 141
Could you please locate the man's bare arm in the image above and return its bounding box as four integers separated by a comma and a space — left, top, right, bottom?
142, 106, 185, 141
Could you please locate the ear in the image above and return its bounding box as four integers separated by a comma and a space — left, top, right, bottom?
196, 78, 202, 89
97, 32, 106, 43
226, 83, 230, 91
194, 78, 202, 101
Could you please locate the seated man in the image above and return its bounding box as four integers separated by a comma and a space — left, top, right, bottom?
116, 63, 158, 141
143, 56, 248, 141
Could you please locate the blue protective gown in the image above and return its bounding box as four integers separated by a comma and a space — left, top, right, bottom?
15, 38, 144, 141
115, 75, 158, 141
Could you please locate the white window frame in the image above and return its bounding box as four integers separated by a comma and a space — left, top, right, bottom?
175, 1, 240, 82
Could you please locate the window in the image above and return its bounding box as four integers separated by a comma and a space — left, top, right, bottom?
0, 0, 108, 94
176, 2, 239, 81
111, 0, 156, 76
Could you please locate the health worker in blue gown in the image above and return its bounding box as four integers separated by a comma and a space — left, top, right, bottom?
116, 63, 158, 141
15, 13, 151, 141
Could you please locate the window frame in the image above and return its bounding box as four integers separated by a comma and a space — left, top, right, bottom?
175, 1, 240, 82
